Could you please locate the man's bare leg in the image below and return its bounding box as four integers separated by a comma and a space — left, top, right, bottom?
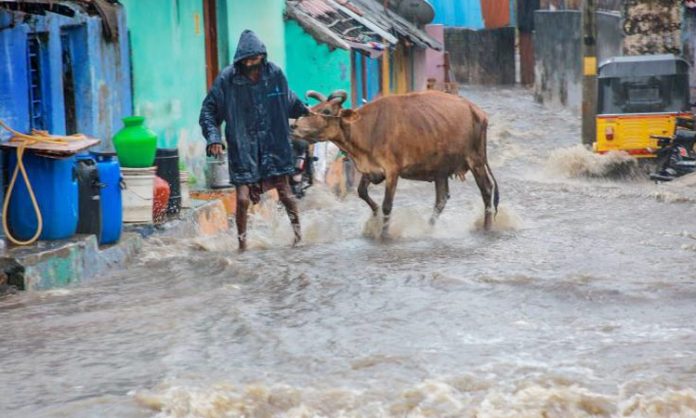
235, 185, 251, 252
276, 177, 301, 245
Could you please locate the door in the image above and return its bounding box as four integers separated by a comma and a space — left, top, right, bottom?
203, 0, 219, 89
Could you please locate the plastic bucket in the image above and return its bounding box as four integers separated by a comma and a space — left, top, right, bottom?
121, 167, 155, 223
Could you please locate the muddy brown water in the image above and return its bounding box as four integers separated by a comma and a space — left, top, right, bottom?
2, 87, 696, 418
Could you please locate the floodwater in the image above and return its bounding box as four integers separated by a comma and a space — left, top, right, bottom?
2, 86, 696, 418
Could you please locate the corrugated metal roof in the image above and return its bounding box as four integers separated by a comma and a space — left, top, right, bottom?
287, 0, 390, 53
0, 0, 120, 41
286, 0, 442, 53
348, 0, 442, 50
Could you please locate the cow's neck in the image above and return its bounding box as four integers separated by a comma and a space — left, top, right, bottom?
331, 115, 380, 175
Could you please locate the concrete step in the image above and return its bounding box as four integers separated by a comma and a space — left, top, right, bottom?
0, 199, 230, 292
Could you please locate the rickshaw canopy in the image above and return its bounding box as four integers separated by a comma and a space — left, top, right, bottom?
598, 54, 689, 79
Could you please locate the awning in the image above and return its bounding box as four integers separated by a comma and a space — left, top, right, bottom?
348, 0, 442, 50
285, 0, 442, 54
286, 0, 389, 57
0, 0, 121, 41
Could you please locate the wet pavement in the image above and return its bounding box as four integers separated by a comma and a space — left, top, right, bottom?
2, 86, 696, 417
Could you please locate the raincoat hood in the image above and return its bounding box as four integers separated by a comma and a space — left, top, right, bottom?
233, 30, 267, 65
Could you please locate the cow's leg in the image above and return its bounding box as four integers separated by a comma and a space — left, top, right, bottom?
430, 176, 449, 225
381, 174, 399, 238
358, 174, 379, 216
470, 163, 496, 230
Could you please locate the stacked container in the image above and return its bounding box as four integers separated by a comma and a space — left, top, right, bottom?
113, 116, 158, 224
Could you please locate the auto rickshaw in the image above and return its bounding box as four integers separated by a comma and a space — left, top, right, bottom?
594, 54, 692, 158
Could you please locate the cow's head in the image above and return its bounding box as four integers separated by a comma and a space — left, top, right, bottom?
291, 90, 359, 143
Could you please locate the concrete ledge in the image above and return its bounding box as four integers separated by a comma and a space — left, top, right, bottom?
1, 197, 232, 292
191, 188, 237, 216
5, 233, 143, 291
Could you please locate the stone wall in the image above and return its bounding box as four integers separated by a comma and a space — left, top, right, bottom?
623, 0, 681, 55
444, 27, 516, 85
533, 10, 623, 111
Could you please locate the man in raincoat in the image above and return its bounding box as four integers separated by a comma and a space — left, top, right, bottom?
200, 30, 310, 251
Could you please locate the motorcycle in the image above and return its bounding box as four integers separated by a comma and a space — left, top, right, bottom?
290, 138, 317, 199
649, 130, 696, 182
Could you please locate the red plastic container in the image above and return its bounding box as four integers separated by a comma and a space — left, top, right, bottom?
152, 175, 170, 223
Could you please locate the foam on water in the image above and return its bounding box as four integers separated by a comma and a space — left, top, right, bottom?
134, 378, 696, 418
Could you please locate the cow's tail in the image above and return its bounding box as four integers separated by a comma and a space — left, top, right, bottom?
474, 108, 499, 216
485, 161, 500, 216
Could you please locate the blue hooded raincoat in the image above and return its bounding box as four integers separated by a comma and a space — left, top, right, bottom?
199, 30, 309, 185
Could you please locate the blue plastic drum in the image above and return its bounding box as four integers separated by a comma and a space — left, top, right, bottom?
7, 151, 78, 241
91, 151, 123, 245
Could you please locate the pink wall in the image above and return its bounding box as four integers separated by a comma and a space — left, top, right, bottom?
425, 24, 446, 84
413, 47, 427, 91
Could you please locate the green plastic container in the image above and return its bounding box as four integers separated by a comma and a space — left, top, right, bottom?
113, 116, 157, 168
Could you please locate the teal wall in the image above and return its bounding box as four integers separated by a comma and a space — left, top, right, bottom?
284, 20, 352, 105
121, 0, 208, 182
226, 0, 286, 68
121, 0, 307, 185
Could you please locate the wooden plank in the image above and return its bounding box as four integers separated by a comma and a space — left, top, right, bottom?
0, 137, 100, 157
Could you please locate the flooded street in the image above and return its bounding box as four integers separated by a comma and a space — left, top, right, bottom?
2, 86, 696, 417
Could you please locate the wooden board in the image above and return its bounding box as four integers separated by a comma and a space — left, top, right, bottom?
0, 138, 100, 157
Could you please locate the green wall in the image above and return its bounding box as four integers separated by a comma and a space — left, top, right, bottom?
121, 0, 337, 185
121, 0, 208, 181
226, 0, 286, 69
284, 20, 352, 105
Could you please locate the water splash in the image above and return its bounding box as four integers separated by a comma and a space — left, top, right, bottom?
471, 204, 523, 232
545, 145, 641, 180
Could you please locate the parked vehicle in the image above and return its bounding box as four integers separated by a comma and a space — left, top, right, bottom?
594, 54, 691, 158
649, 130, 696, 182
290, 138, 316, 199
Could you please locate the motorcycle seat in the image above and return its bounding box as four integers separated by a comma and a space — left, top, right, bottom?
674, 130, 696, 141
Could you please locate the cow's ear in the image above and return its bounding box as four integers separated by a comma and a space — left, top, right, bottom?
340, 109, 360, 123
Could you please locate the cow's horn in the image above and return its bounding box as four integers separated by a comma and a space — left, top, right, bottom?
328, 90, 348, 105
306, 90, 327, 102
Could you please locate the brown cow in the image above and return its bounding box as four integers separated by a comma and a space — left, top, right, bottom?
291, 90, 499, 236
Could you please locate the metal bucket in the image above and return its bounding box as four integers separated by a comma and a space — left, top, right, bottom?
206, 155, 231, 189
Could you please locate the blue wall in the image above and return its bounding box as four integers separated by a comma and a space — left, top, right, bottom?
355, 54, 381, 105
429, 0, 484, 29
0, 4, 131, 149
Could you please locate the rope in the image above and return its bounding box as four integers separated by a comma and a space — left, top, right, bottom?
0, 120, 86, 246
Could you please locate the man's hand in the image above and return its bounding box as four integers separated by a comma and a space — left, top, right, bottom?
207, 143, 224, 157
